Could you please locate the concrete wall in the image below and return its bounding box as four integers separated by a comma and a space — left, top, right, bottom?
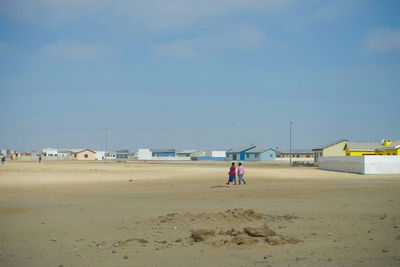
319, 156, 364, 174
18, 156, 72, 161
149, 157, 191, 161
364, 156, 400, 174
319, 156, 400, 174
275, 158, 314, 162
138, 149, 152, 160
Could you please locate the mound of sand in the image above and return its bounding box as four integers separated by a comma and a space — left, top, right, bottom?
113, 209, 301, 250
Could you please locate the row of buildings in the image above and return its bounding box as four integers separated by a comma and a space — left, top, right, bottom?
1, 146, 309, 162
2, 138, 398, 162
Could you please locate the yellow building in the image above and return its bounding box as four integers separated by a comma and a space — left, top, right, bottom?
312, 140, 348, 161
375, 139, 400, 155
71, 149, 96, 160
344, 141, 381, 156
344, 139, 400, 156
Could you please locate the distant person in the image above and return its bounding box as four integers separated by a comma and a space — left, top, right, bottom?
226, 162, 236, 185
237, 162, 246, 185
39, 155, 42, 163
1, 156, 5, 165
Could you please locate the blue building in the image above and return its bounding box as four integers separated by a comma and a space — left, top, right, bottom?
150, 149, 175, 157
226, 145, 256, 161
244, 147, 276, 161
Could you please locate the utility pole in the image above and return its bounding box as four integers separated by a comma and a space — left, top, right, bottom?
105, 128, 109, 153
289, 121, 293, 166
56, 129, 59, 161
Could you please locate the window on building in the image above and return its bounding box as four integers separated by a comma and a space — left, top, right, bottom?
270, 154, 272, 157
255, 154, 259, 158
394, 153, 397, 155
246, 154, 249, 158
387, 153, 390, 155
84, 154, 88, 158
320, 152, 322, 156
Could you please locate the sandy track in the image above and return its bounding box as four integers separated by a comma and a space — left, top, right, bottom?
1, 161, 400, 266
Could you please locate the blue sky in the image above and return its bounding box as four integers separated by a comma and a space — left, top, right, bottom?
0, 0, 399, 152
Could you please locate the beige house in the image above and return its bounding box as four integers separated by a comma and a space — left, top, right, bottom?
72, 149, 96, 160
312, 140, 348, 161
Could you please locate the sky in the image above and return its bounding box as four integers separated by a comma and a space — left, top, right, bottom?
0, 0, 399, 152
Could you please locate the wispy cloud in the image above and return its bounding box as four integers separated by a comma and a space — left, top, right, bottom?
152, 25, 288, 59
362, 27, 400, 53
36, 40, 112, 60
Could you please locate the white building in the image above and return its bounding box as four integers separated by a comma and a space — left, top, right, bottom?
95, 151, 106, 160
137, 149, 152, 160
43, 148, 58, 157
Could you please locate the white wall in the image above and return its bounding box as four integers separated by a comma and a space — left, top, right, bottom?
364, 156, 400, 174
319, 156, 400, 174
138, 149, 152, 160
275, 158, 314, 162
318, 156, 364, 174
150, 157, 191, 161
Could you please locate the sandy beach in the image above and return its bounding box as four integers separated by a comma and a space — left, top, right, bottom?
0, 160, 399, 266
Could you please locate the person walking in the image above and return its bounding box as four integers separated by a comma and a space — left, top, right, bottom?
38, 155, 42, 163
226, 162, 236, 185
1, 156, 5, 165
237, 162, 246, 185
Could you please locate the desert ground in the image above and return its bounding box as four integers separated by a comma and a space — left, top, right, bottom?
0, 160, 399, 267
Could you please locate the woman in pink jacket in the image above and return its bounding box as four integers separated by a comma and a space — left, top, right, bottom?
226, 162, 236, 185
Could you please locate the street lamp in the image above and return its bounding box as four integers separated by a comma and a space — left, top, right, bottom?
105, 128, 110, 153
289, 121, 293, 166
